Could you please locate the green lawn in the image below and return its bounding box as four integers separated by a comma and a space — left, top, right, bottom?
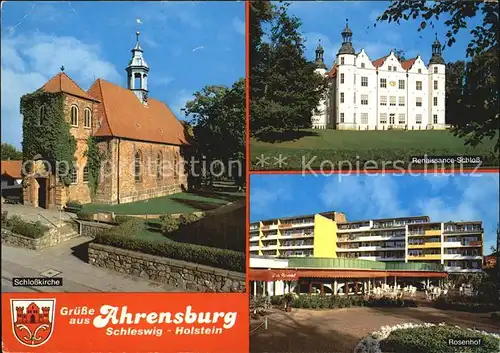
251, 129, 498, 170
82, 191, 244, 215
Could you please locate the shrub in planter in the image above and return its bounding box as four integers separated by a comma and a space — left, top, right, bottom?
114, 215, 134, 225
76, 211, 94, 221
10, 220, 49, 239
104, 218, 144, 238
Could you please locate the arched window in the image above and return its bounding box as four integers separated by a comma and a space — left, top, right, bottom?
174, 153, 179, 180
83, 165, 89, 183
38, 105, 46, 125
70, 105, 78, 126
134, 151, 142, 183
84, 108, 92, 128
156, 152, 163, 181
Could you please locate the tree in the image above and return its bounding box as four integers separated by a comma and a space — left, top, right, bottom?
250, 2, 326, 140
394, 49, 406, 61
1, 143, 22, 160
184, 78, 245, 186
377, 1, 499, 152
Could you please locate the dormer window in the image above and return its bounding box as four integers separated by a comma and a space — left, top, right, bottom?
361, 63, 365, 68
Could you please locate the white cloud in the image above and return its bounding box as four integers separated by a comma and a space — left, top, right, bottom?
232, 17, 245, 36
321, 175, 408, 219
250, 181, 292, 219
1, 33, 120, 147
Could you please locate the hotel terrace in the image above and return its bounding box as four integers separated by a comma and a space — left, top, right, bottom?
249, 212, 484, 296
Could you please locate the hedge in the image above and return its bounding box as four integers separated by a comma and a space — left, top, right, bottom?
380, 325, 500, 353
76, 211, 94, 221
93, 219, 244, 272
434, 295, 500, 313
269, 295, 418, 309
4, 215, 50, 239
114, 215, 135, 225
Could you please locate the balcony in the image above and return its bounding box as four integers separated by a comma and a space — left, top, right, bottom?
408, 254, 441, 261
444, 266, 482, 273
280, 233, 315, 240
444, 228, 482, 235
408, 242, 441, 249
279, 244, 314, 250
249, 246, 260, 252
443, 240, 482, 247
424, 229, 441, 236
337, 235, 405, 242
337, 246, 404, 252
443, 254, 483, 260
249, 236, 260, 242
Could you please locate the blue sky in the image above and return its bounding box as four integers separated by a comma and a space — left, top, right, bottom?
1, 1, 245, 149
250, 173, 500, 253
288, 1, 481, 68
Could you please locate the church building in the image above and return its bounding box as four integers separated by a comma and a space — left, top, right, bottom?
22, 31, 189, 208
312, 21, 447, 131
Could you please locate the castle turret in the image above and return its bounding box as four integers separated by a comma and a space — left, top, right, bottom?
428, 34, 446, 128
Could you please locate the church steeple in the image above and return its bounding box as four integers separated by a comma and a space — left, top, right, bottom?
337, 19, 355, 56
429, 33, 445, 65
315, 39, 327, 69
126, 30, 150, 104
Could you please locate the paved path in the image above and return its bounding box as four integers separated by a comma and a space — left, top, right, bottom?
2, 203, 75, 227
250, 307, 500, 353
1, 237, 187, 293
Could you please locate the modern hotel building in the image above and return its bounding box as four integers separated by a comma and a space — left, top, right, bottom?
249, 211, 484, 273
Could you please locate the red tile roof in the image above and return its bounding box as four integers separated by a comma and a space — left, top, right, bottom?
327, 64, 338, 78
401, 58, 417, 70
42, 72, 100, 102
1, 160, 22, 179
87, 79, 189, 146
371, 55, 390, 68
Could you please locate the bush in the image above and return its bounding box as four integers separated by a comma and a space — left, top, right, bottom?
114, 215, 135, 225
93, 219, 244, 272
8, 218, 49, 239
380, 325, 500, 353
66, 200, 82, 209
491, 312, 500, 322
159, 214, 180, 234
178, 213, 201, 226
435, 294, 499, 313
367, 296, 418, 308
76, 211, 94, 221
1, 210, 8, 223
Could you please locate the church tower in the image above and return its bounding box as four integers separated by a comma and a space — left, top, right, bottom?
335, 19, 357, 129
428, 34, 446, 128
126, 31, 149, 104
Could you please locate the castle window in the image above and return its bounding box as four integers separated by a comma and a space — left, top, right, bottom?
361, 63, 365, 68
353, 92, 356, 104
341, 57, 345, 65
434, 67, 438, 74
361, 94, 368, 105
340, 113, 344, 123
418, 69, 422, 73
433, 114, 438, 124
70, 105, 78, 126
416, 114, 422, 124
389, 96, 396, 106
389, 113, 395, 124
134, 151, 142, 183
70, 168, 78, 184
416, 81, 422, 90
388, 66, 392, 72
398, 113, 406, 124
156, 152, 163, 181
84, 108, 92, 128
38, 105, 46, 125
361, 113, 368, 125
416, 97, 422, 107
340, 92, 344, 103
433, 80, 438, 90
83, 165, 89, 183
398, 96, 405, 106
380, 96, 387, 106
379, 113, 387, 124
433, 97, 438, 106
354, 74, 356, 84
398, 80, 405, 90
340, 73, 344, 84
380, 78, 387, 88
361, 76, 368, 87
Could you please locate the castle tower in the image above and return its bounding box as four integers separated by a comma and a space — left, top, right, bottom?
312, 40, 328, 129
126, 31, 150, 104
336, 19, 357, 129
15, 307, 25, 323
314, 40, 327, 73
41, 307, 51, 323
428, 34, 446, 129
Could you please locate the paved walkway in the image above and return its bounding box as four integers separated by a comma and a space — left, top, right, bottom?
2, 203, 75, 227
1, 237, 186, 293
250, 307, 500, 353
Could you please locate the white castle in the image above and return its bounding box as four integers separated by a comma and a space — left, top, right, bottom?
312, 20, 447, 131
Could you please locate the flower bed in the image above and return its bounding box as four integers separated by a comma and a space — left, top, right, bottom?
355, 323, 500, 353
